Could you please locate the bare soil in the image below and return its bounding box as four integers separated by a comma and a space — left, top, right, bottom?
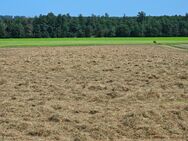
0, 45, 188, 141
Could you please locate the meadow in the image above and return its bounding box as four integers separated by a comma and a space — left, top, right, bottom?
0, 37, 188, 48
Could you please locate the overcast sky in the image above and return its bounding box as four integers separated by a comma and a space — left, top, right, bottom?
0, 0, 187, 17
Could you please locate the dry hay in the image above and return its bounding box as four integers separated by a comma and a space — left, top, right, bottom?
0, 45, 188, 141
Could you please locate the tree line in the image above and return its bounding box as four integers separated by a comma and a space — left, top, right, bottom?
0, 12, 188, 38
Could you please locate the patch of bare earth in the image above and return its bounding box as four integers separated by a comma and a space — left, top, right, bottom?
0, 45, 188, 141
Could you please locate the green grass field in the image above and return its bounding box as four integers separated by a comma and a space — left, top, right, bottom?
0, 37, 188, 48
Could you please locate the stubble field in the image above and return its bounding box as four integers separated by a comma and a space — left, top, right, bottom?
0, 45, 188, 141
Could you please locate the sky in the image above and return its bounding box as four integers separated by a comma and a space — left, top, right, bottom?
0, 0, 188, 17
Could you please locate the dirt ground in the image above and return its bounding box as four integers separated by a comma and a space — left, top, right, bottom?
0, 45, 188, 141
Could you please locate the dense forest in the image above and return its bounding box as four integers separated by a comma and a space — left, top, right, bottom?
0, 12, 188, 38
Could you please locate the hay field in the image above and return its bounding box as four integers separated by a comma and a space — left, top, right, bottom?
0, 45, 188, 141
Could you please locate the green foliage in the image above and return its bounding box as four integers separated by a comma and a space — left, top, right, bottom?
0, 21, 6, 37
0, 12, 188, 38
116, 24, 130, 37
137, 11, 146, 23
